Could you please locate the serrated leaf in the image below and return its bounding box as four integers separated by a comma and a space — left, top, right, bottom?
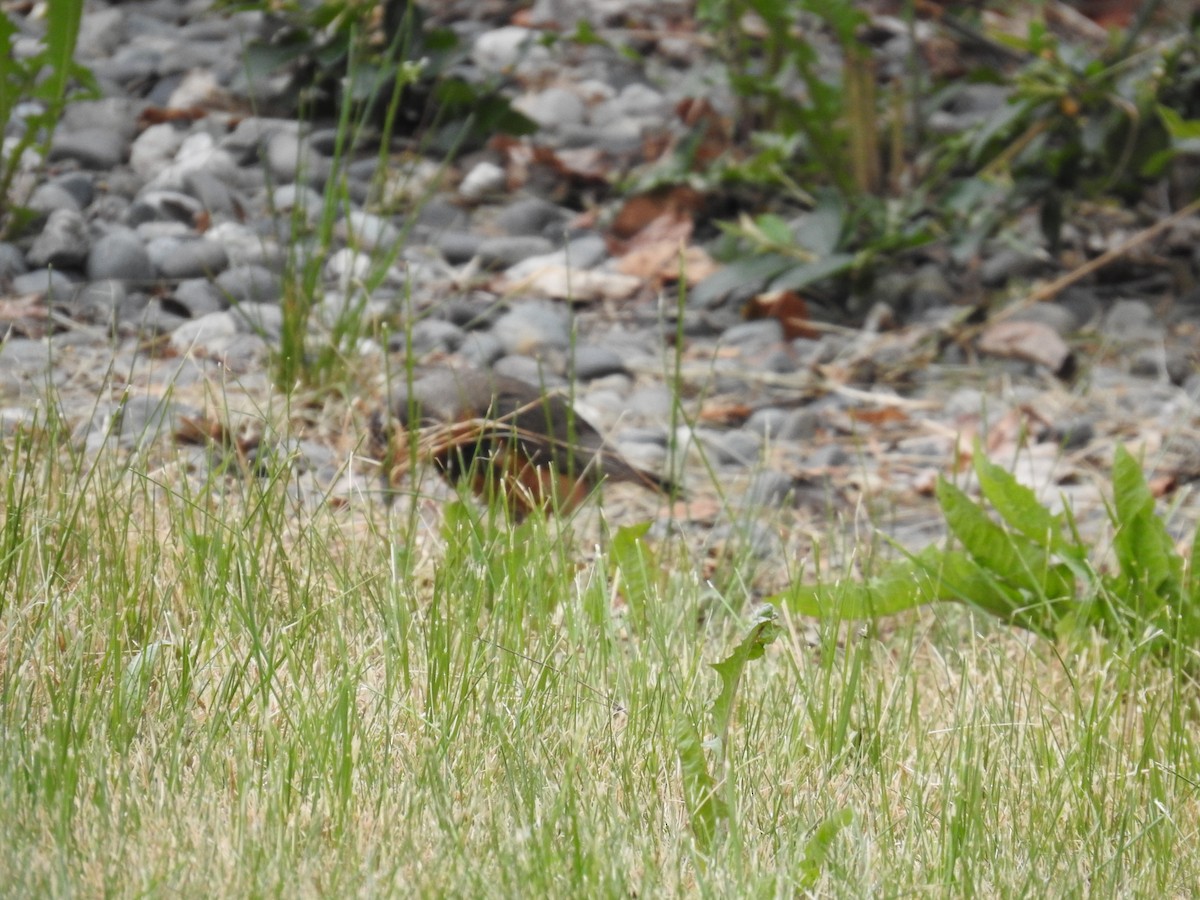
1111, 445, 1182, 603
773, 556, 939, 620
675, 717, 725, 854
922, 548, 1063, 638
798, 807, 854, 887
710, 605, 780, 739
937, 477, 1073, 600
973, 451, 1082, 560
609, 521, 657, 625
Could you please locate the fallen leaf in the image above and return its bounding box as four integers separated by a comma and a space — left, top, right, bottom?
610, 186, 704, 241
617, 238, 715, 286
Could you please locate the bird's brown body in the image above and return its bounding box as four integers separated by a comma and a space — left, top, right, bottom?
378, 370, 674, 516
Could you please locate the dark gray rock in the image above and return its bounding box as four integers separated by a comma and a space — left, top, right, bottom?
147, 237, 229, 280
570, 345, 627, 380
52, 172, 95, 210
493, 354, 566, 385
48, 128, 129, 170
172, 279, 226, 318
127, 189, 205, 227
87, 229, 156, 282
721, 318, 784, 348
77, 6, 127, 59
491, 301, 571, 354
980, 247, 1051, 287
1039, 416, 1096, 450
26, 183, 83, 217
477, 236, 556, 269
416, 196, 470, 231
909, 263, 955, 314
495, 196, 572, 237
11, 269, 79, 299
460, 331, 505, 367
407, 318, 466, 355
0, 243, 28, 282
781, 407, 821, 441
435, 231, 485, 265
73, 280, 132, 322
27, 210, 90, 270
215, 265, 281, 304
76, 392, 189, 452
182, 170, 238, 217
1102, 299, 1159, 343
138, 297, 191, 334
229, 302, 283, 340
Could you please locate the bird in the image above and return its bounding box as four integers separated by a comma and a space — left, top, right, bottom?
374, 369, 676, 517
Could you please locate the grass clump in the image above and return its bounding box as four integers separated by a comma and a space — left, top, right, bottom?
2, 392, 1200, 895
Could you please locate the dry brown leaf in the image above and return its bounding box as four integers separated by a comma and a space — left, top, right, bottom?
977, 320, 1074, 375
609, 186, 703, 241
617, 238, 715, 287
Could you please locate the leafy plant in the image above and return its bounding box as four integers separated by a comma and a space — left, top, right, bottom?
676, 605, 774, 854
774, 445, 1200, 672
0, 0, 95, 235
954, 18, 1199, 250
693, 4, 1200, 312
225, 0, 534, 150
696, 0, 874, 197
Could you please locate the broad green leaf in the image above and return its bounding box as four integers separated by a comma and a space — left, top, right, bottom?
798, 807, 854, 888
773, 558, 936, 620
1158, 105, 1200, 141
768, 253, 857, 292
710, 605, 780, 740
973, 452, 1082, 560
924, 549, 1063, 638
675, 717, 725, 854
1111, 445, 1182, 603
937, 477, 1073, 600
609, 521, 657, 626
754, 212, 795, 247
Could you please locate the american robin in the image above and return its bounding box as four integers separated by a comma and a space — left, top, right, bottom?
376, 369, 676, 517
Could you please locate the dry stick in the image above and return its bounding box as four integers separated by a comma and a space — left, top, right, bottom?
995, 194, 1200, 322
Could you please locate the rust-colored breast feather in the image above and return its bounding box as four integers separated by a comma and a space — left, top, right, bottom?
380, 370, 675, 516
